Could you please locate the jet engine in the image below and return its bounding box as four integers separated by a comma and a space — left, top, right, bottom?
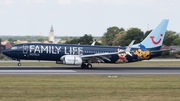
61, 55, 82, 65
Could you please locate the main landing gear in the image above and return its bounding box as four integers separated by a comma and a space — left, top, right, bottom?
81, 63, 92, 69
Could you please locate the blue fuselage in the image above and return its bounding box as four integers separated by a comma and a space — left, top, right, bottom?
2, 43, 162, 63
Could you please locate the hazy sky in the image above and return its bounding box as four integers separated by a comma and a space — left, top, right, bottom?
0, 0, 180, 36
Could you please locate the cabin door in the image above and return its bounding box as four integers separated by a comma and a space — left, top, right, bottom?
23, 44, 29, 59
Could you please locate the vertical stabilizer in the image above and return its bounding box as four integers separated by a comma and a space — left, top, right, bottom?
133, 19, 169, 49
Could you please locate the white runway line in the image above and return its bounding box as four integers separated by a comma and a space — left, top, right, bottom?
143, 59, 180, 62
0, 70, 76, 73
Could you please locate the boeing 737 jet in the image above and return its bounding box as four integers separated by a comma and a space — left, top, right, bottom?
2, 19, 169, 68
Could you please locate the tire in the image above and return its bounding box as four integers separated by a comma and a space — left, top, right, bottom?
17, 63, 21, 66
87, 64, 92, 69
81, 63, 87, 69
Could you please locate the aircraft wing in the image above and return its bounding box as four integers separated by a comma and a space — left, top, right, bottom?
80, 40, 135, 63
80, 52, 121, 62
81, 51, 122, 58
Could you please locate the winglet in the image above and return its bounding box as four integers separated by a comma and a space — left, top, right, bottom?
125, 40, 135, 56
125, 40, 135, 52
91, 41, 96, 46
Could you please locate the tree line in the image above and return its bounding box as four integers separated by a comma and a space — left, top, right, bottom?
0, 26, 180, 46
65, 26, 180, 46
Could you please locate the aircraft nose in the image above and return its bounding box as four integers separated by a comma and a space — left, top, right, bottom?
2, 49, 10, 56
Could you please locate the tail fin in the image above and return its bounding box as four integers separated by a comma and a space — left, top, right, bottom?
133, 19, 169, 49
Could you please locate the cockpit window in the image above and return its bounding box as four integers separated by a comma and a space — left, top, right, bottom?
11, 46, 18, 50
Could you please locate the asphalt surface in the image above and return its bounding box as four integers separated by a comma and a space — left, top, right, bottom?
1, 59, 180, 62
0, 66, 180, 75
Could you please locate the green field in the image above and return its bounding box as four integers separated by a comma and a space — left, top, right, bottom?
0, 61, 180, 101
0, 75, 180, 101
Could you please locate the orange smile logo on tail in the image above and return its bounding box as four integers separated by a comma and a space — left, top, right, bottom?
150, 34, 163, 45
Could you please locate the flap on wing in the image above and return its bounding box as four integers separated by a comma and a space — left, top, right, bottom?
81, 52, 119, 58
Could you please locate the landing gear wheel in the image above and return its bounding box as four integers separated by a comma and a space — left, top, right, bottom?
17, 63, 21, 66
81, 63, 87, 69
87, 64, 92, 69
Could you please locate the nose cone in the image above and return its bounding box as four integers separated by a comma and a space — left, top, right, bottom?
2, 49, 9, 56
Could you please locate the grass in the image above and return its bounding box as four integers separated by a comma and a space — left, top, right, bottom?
0, 75, 180, 101
0, 61, 180, 101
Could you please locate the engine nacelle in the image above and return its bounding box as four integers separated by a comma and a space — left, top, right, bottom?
61, 55, 82, 65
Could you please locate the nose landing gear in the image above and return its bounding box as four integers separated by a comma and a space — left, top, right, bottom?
17, 63, 21, 66
17, 60, 21, 66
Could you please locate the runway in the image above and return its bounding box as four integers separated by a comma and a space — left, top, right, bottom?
0, 66, 180, 75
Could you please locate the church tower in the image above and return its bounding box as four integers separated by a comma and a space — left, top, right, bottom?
49, 25, 54, 43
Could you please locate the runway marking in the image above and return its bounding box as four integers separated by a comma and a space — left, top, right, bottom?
1, 66, 180, 75
0, 70, 76, 73
0, 66, 65, 67
67, 73, 180, 75
0, 72, 180, 75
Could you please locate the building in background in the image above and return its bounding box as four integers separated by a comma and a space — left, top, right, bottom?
0, 39, 5, 53
0, 39, 12, 54
49, 25, 54, 43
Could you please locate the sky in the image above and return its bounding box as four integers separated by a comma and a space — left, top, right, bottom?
0, 0, 180, 36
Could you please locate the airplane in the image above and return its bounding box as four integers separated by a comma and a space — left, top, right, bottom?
2, 19, 169, 69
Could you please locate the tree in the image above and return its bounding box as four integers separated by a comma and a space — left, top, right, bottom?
163, 31, 179, 46
101, 27, 124, 45
126, 28, 144, 43
117, 28, 144, 46
38, 38, 43, 42
112, 31, 126, 46
78, 34, 93, 44
65, 34, 93, 45
8, 38, 16, 43
173, 37, 180, 45
65, 38, 79, 44
144, 30, 152, 39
